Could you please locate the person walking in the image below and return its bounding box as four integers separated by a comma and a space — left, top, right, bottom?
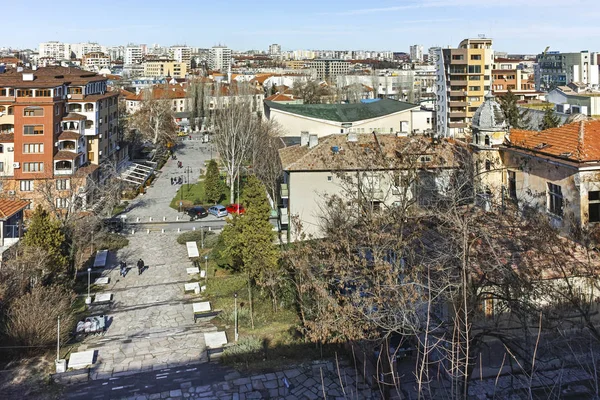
120, 261, 127, 277
137, 258, 144, 275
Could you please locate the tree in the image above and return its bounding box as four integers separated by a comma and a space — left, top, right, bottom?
251, 120, 283, 203
188, 78, 209, 131
292, 80, 329, 104
23, 206, 68, 280
128, 86, 178, 146
540, 105, 561, 130
212, 99, 259, 202
498, 89, 531, 129
204, 159, 223, 204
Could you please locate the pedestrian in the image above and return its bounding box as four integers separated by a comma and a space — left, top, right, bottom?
120, 261, 126, 277
137, 258, 144, 275
170, 177, 174, 185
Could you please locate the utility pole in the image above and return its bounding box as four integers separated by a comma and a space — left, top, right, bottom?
185, 166, 192, 192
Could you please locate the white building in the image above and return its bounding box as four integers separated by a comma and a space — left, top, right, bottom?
264, 98, 429, 137
70, 42, 104, 59
535, 51, 599, 91
170, 45, 192, 68
269, 44, 282, 56
410, 45, 424, 62
39, 41, 70, 60
125, 45, 145, 65
208, 46, 232, 72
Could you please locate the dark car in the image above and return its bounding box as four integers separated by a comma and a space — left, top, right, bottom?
187, 206, 208, 220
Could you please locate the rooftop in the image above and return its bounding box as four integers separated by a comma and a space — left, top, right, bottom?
0, 198, 29, 219
279, 133, 458, 172
0, 66, 106, 88
266, 98, 418, 123
508, 120, 600, 163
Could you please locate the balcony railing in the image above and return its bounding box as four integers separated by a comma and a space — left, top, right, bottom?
54, 168, 74, 175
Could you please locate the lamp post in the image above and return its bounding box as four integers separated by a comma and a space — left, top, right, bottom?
185, 166, 192, 191
56, 316, 60, 361
204, 255, 208, 283
234, 292, 239, 342
85, 268, 92, 305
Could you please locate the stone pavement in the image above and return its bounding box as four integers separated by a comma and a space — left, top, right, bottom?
114, 360, 376, 400
75, 232, 216, 379
124, 138, 215, 221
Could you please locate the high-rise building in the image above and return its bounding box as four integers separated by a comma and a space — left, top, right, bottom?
308, 59, 350, 80
410, 45, 424, 62
170, 46, 192, 69
125, 45, 145, 65
208, 46, 232, 72
428, 47, 441, 65
535, 50, 599, 91
435, 38, 494, 138
70, 43, 104, 59
269, 44, 281, 56
39, 42, 70, 60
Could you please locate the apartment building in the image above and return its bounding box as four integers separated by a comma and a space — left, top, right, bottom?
0, 66, 124, 210
491, 58, 538, 100
535, 51, 599, 91
143, 60, 187, 79
38, 42, 70, 60
208, 46, 232, 72
125, 45, 146, 65
170, 46, 192, 69
435, 38, 493, 138
410, 45, 424, 62
269, 44, 282, 56
308, 59, 350, 80
82, 52, 110, 72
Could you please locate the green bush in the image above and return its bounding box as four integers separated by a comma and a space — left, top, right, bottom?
176, 230, 214, 245
222, 336, 264, 366
219, 303, 252, 324
97, 233, 129, 251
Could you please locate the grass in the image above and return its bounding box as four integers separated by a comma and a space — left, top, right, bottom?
112, 201, 129, 216
169, 178, 231, 210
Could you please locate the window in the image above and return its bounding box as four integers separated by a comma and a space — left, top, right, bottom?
20, 180, 33, 192
468, 86, 481, 91
23, 143, 44, 153
469, 75, 481, 81
468, 65, 481, 73
547, 183, 563, 216
0, 162, 3, 171
469, 96, 480, 102
327, 176, 332, 182
56, 179, 71, 191
24, 107, 44, 117
589, 191, 600, 223
56, 198, 69, 209
23, 199, 32, 210
7, 106, 13, 115
36, 89, 51, 97
0, 144, 3, 153
55, 104, 61, 115
485, 135, 490, 146
451, 55, 464, 60
17, 89, 33, 97
470, 54, 482, 60
68, 87, 82, 95
23, 162, 44, 172
24, 125, 44, 135
508, 171, 517, 199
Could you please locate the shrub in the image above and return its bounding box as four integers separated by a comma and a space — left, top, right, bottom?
6, 285, 76, 349
222, 336, 264, 366
176, 230, 214, 245
97, 233, 129, 251
219, 303, 252, 324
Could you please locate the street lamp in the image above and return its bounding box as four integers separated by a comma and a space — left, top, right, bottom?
204, 255, 208, 283
185, 166, 192, 191
85, 268, 92, 305
234, 292, 239, 342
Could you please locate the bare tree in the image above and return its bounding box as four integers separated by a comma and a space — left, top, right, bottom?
251, 119, 283, 203
128, 85, 178, 146
187, 76, 210, 131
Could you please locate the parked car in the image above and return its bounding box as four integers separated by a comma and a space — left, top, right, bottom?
226, 203, 245, 215
208, 205, 228, 218
187, 206, 208, 220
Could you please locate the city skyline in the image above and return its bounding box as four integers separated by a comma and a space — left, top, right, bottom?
3, 0, 600, 53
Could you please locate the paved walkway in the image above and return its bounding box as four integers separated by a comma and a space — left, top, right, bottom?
75, 232, 214, 379
124, 139, 215, 221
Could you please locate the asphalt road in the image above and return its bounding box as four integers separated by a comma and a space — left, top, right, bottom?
64, 361, 234, 399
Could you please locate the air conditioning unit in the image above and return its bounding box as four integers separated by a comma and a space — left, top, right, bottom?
7, 147, 13, 152
13, 162, 20, 169
7, 190, 15, 195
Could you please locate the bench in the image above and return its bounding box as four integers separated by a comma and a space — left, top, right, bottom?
93, 250, 108, 269
186, 267, 200, 275
184, 282, 200, 294
186, 241, 199, 258
68, 350, 96, 370
192, 301, 211, 323
93, 293, 112, 304
204, 331, 228, 361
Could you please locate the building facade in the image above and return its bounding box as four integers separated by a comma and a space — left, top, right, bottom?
82, 52, 111, 72
0, 67, 125, 211
308, 59, 350, 80
535, 51, 599, 91
170, 46, 192, 69
208, 46, 232, 72
435, 38, 494, 138
410, 45, 424, 62
269, 44, 282, 56
143, 60, 187, 79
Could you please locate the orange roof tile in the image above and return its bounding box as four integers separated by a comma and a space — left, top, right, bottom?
265, 93, 295, 102
0, 198, 29, 219
508, 120, 600, 163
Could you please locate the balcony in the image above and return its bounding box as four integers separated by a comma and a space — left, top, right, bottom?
449, 101, 467, 107
449, 90, 467, 96
450, 80, 468, 86
54, 160, 74, 176
449, 111, 467, 118
280, 183, 289, 199
448, 122, 468, 128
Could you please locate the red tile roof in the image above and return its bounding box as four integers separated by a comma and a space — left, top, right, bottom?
63, 112, 87, 121
58, 131, 81, 140
508, 120, 600, 163
54, 150, 81, 160
0, 198, 29, 219
265, 93, 296, 102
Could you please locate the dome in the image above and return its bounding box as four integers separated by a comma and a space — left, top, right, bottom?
471, 93, 507, 132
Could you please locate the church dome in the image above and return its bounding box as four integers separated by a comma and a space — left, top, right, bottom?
472, 93, 507, 132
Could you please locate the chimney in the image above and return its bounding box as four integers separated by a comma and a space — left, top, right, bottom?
309, 134, 318, 149
300, 131, 309, 147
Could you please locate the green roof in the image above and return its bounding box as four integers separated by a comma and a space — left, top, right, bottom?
265, 99, 418, 123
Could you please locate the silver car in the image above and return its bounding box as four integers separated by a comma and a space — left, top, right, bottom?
208, 205, 228, 218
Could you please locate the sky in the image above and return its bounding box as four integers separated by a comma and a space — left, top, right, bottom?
2, 0, 600, 54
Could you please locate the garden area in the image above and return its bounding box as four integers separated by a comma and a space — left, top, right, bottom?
169, 159, 232, 210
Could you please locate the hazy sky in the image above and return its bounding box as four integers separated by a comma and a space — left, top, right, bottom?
3, 0, 599, 54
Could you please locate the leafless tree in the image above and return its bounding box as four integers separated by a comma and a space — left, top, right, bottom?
187, 76, 210, 131
251, 119, 283, 203
128, 86, 178, 146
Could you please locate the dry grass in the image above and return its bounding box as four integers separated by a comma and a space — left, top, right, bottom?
0, 354, 63, 399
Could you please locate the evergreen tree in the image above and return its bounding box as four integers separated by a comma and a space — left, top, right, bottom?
204, 159, 222, 204
23, 206, 68, 275
498, 89, 531, 129
540, 106, 561, 130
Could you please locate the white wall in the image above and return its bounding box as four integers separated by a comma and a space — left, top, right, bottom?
269, 108, 418, 137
